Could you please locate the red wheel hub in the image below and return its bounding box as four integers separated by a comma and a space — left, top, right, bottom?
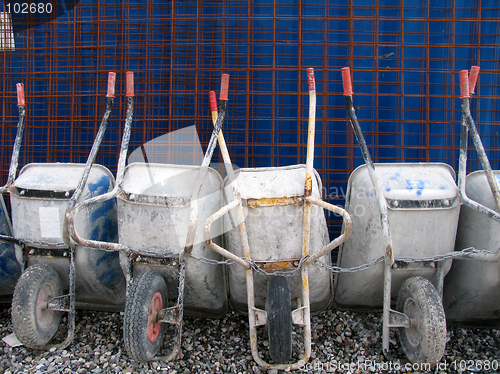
147, 292, 163, 342
36, 282, 55, 329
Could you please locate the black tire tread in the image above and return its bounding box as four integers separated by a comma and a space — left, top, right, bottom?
11, 264, 63, 349
267, 275, 292, 364
397, 276, 447, 365
123, 271, 168, 362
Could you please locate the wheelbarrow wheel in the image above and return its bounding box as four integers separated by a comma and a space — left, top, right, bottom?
396, 276, 446, 365
123, 270, 168, 362
267, 275, 292, 364
11, 264, 63, 349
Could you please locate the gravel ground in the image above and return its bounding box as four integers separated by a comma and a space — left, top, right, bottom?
1, 305, 500, 374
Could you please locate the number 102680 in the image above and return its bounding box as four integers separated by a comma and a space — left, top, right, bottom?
5, 2, 53, 14
451, 360, 499, 372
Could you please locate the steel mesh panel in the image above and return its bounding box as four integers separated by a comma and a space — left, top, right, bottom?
1, 0, 500, 238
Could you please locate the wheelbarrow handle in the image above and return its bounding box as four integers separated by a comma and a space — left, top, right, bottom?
204, 199, 250, 268
341, 67, 353, 96
204, 195, 353, 267
16, 83, 25, 106
460, 70, 470, 99
304, 196, 352, 264
340, 67, 393, 255
64, 71, 123, 248
66, 190, 130, 253
0, 83, 27, 194
107, 72, 116, 98
469, 66, 480, 95
209, 90, 235, 175
67, 72, 116, 209
209, 90, 218, 113
68, 71, 135, 249
458, 67, 500, 219
220, 74, 230, 101
307, 68, 316, 91
126, 71, 134, 97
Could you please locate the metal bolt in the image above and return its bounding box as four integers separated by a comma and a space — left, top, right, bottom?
65, 191, 70, 197
20, 190, 25, 195
393, 200, 399, 207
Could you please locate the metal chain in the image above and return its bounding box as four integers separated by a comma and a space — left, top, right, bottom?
190, 254, 235, 266
25, 241, 69, 249
315, 255, 385, 273
192, 247, 492, 276
190, 253, 309, 277
316, 247, 492, 273
394, 247, 491, 263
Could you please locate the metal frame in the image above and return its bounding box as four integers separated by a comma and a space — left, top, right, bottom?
204, 68, 352, 370
457, 68, 500, 225
68, 73, 230, 361
450, 67, 500, 263
339, 67, 487, 358
0, 73, 117, 349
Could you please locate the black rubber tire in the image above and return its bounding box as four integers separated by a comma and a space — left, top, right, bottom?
11, 264, 63, 349
123, 271, 168, 362
267, 275, 292, 364
396, 276, 447, 365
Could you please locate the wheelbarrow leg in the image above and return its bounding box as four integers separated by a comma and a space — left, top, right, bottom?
64, 246, 77, 348
382, 255, 392, 358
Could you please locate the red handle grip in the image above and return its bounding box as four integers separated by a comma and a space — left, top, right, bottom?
341, 67, 353, 96
469, 66, 480, 95
107, 72, 116, 98
16, 83, 25, 106
209, 91, 217, 112
126, 71, 134, 97
220, 74, 230, 101
307, 68, 316, 91
459, 70, 470, 99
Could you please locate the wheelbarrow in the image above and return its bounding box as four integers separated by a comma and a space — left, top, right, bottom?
443, 67, 500, 326
5, 72, 126, 350
0, 83, 26, 303
204, 68, 352, 370
68, 74, 230, 362
335, 67, 476, 364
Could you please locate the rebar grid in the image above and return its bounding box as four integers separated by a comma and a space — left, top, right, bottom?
1, 0, 499, 236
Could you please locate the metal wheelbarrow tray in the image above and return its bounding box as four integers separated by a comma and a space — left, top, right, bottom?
335, 162, 460, 309
443, 67, 500, 327
222, 164, 332, 314
117, 162, 226, 316
444, 170, 500, 326
10, 163, 123, 308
